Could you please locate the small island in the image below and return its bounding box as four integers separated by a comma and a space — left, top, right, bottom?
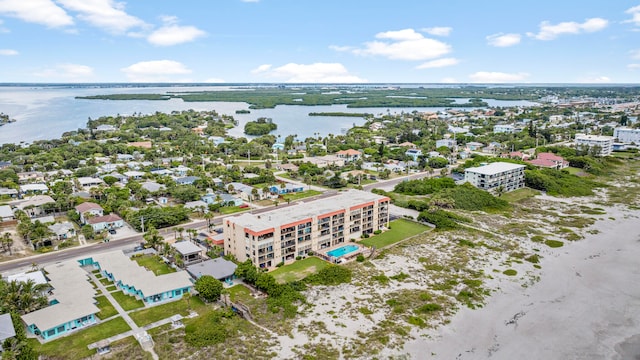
0, 112, 16, 126
235, 109, 251, 114
244, 117, 277, 135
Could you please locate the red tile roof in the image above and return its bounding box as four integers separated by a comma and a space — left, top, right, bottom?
75, 202, 103, 213
87, 213, 122, 224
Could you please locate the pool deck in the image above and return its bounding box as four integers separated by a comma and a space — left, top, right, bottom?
318, 243, 367, 264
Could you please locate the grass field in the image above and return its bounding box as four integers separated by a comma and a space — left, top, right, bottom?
281, 190, 322, 202
220, 205, 250, 215
129, 296, 206, 327
270, 257, 330, 283
111, 291, 145, 311
95, 295, 118, 320
500, 188, 540, 203
32, 317, 131, 359
359, 219, 431, 249
134, 255, 175, 275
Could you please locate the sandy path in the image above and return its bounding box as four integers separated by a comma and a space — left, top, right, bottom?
401, 206, 640, 360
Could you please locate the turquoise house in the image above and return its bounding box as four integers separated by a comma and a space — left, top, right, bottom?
22, 261, 99, 340
88, 251, 193, 305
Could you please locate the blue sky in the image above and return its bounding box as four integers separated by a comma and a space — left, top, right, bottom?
0, 0, 639, 83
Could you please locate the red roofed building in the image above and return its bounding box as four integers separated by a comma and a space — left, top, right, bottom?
526, 152, 569, 170
87, 213, 124, 232
75, 202, 104, 224
335, 149, 362, 162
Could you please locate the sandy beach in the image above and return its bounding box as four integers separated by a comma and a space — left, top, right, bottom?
269, 185, 640, 360
401, 205, 640, 360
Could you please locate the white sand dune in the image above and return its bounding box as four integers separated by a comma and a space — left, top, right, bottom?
402, 206, 640, 360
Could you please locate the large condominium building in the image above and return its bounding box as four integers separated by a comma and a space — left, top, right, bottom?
613, 127, 640, 144
574, 134, 614, 156
464, 162, 526, 193
223, 190, 390, 268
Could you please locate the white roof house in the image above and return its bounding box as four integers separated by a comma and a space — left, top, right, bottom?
21, 261, 100, 338
0, 205, 14, 221
92, 251, 192, 302
19, 183, 49, 193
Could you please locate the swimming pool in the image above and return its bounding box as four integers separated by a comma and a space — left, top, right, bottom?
326, 244, 360, 258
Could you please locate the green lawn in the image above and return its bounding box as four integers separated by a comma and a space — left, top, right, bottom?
270, 256, 330, 284
228, 284, 252, 302
281, 189, 322, 202
360, 219, 431, 248
105, 285, 117, 292
220, 205, 250, 215
566, 166, 585, 175
99, 277, 113, 286
500, 187, 540, 203
111, 291, 145, 311
33, 317, 131, 359
95, 295, 118, 320
129, 296, 206, 327
134, 255, 176, 275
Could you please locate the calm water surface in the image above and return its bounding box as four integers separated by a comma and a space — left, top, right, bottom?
0, 86, 538, 145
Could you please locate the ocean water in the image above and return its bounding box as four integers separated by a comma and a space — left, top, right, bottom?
0, 85, 538, 145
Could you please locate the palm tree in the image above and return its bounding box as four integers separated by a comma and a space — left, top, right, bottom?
203, 212, 214, 231
2, 232, 14, 255
176, 226, 185, 240
143, 226, 163, 250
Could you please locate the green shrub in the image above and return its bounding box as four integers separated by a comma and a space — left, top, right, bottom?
276, 262, 284, 267
373, 230, 382, 235
356, 254, 365, 262
503, 269, 517, 276
358, 307, 373, 315
372, 274, 390, 285
389, 272, 410, 281
416, 303, 442, 313
525, 254, 540, 263
305, 265, 352, 286
544, 240, 564, 248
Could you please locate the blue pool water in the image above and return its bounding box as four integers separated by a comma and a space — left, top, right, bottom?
327, 244, 360, 258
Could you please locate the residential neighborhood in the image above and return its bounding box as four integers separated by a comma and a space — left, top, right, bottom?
0, 89, 639, 359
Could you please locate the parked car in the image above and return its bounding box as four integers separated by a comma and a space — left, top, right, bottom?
108, 229, 116, 235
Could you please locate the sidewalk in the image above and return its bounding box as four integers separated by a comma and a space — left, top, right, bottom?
86, 270, 159, 360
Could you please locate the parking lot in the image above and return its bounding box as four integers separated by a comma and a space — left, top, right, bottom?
108, 224, 140, 240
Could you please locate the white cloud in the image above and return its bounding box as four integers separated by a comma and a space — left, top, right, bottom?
416, 58, 459, 69
254, 62, 366, 83
251, 64, 272, 74
147, 16, 205, 46
33, 63, 94, 81
329, 45, 352, 52
527, 17, 608, 40
628, 64, 640, 69
440, 77, 458, 83
625, 5, 640, 27
56, 0, 146, 34
578, 75, 611, 83
375, 29, 424, 41
0, 49, 18, 55
0, 0, 73, 28
204, 78, 225, 83
121, 60, 192, 82
422, 27, 452, 36
353, 28, 451, 61
486, 33, 521, 47
469, 71, 529, 83
630, 49, 640, 60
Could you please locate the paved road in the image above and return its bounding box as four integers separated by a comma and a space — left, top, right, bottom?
0, 172, 425, 274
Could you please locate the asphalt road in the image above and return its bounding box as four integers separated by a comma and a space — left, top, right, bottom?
0, 173, 425, 274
